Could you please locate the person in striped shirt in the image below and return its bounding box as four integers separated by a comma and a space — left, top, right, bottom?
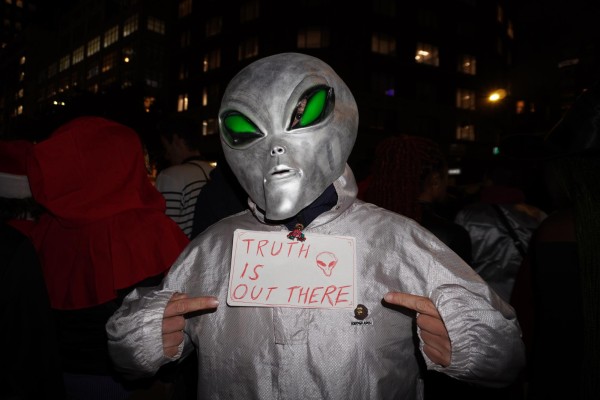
156, 115, 214, 238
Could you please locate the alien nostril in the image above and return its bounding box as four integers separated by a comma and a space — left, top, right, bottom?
270, 146, 286, 156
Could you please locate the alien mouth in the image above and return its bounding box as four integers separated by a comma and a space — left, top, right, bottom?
265, 165, 302, 183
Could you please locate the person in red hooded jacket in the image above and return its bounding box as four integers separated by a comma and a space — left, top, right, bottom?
26, 116, 190, 400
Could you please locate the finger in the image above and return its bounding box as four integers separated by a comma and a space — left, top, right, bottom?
384, 292, 440, 317
163, 339, 183, 358
164, 296, 219, 318
416, 314, 448, 337
419, 329, 451, 355
164, 346, 179, 358
423, 343, 451, 367
162, 314, 186, 334
163, 330, 185, 350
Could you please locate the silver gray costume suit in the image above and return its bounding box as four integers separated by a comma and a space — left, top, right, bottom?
106, 53, 524, 400
107, 166, 524, 399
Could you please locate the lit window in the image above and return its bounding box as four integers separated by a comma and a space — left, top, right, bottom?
59, 55, 70, 72
457, 54, 476, 75
456, 123, 475, 141
17, 104, 23, 114
123, 15, 138, 37
205, 16, 222, 37
103, 25, 119, 48
19, 71, 24, 81
415, 43, 439, 66
203, 49, 221, 72
516, 100, 525, 114
15, 0, 22, 7
178, 0, 192, 17
202, 87, 208, 106
297, 27, 330, 49
507, 20, 514, 39
456, 89, 476, 110
147, 17, 165, 34
5, 0, 12, 5
238, 36, 259, 60
144, 96, 155, 112
87, 37, 100, 56
72, 46, 84, 65
102, 52, 116, 72
371, 32, 396, 55
122, 47, 134, 62
17, 88, 24, 98
19, 56, 25, 65
177, 94, 189, 112
497, 5, 504, 23
240, 0, 259, 22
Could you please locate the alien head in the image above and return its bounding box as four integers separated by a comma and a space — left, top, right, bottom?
219, 53, 358, 220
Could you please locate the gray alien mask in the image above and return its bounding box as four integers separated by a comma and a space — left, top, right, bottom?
219, 53, 358, 221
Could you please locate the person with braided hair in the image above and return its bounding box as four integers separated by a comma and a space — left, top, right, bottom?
363, 134, 472, 265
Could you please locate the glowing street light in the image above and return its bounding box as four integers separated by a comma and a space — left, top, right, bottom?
488, 89, 507, 103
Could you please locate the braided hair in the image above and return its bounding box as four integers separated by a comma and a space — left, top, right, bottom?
364, 134, 446, 222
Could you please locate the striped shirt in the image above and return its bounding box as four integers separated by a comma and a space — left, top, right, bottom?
155, 160, 213, 238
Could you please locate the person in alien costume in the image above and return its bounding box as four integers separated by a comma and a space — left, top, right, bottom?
106, 53, 525, 399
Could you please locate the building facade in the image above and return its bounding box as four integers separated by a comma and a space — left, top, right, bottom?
2, 0, 525, 182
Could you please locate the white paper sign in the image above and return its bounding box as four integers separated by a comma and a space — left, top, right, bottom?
227, 229, 357, 309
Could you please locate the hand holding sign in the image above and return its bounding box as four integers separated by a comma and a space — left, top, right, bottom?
162, 293, 219, 357
384, 292, 451, 367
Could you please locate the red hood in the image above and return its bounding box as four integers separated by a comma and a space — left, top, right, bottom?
27, 116, 189, 309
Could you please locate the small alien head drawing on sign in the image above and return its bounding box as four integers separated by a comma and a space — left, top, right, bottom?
316, 251, 338, 277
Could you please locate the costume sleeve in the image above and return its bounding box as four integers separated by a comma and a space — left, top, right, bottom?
106, 286, 190, 379
422, 283, 526, 387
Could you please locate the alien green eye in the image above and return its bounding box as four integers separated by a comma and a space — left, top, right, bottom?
289, 86, 334, 130
300, 89, 327, 126
221, 112, 264, 147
